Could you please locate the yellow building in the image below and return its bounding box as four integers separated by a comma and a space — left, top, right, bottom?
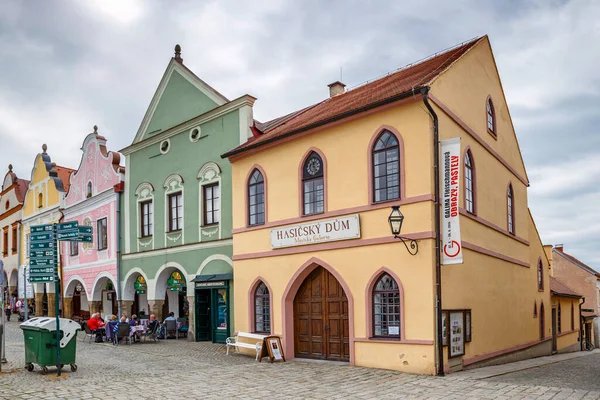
549, 277, 582, 353
222, 36, 568, 374
21, 144, 74, 316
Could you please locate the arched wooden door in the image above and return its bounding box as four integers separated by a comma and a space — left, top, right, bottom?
294, 266, 349, 361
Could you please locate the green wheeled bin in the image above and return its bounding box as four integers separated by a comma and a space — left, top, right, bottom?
20, 317, 80, 374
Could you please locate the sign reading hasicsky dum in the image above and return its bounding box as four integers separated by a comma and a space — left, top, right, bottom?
270, 214, 361, 249
440, 138, 463, 265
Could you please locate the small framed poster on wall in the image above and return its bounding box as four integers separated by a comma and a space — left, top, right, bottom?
442, 309, 471, 358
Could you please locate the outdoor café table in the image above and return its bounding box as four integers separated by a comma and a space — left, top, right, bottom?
130, 325, 145, 342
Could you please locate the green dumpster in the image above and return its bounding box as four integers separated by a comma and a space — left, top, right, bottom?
20, 317, 80, 374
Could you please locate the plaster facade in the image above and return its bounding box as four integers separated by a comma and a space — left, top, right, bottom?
0, 165, 29, 303
225, 36, 555, 374
546, 245, 599, 347
119, 47, 253, 342
61, 131, 124, 320
20, 145, 74, 316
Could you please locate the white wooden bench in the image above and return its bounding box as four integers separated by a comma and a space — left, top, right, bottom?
226, 332, 266, 361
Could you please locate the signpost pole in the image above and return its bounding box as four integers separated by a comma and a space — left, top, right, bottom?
53, 224, 61, 377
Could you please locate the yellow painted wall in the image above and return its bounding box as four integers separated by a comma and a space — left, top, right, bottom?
20, 154, 63, 264
233, 240, 436, 373
430, 36, 528, 184
551, 295, 581, 351
231, 102, 433, 230
229, 36, 552, 373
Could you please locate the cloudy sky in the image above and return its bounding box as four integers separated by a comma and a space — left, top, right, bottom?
0, 0, 598, 266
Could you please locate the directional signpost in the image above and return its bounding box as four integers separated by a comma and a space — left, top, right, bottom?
28, 221, 92, 376
78, 226, 93, 243
29, 225, 56, 283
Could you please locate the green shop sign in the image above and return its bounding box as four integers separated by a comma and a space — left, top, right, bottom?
134, 275, 147, 294
167, 271, 186, 289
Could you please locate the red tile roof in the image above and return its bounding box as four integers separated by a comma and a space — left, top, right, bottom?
550, 276, 582, 298
224, 36, 483, 158
56, 166, 75, 193
15, 178, 29, 203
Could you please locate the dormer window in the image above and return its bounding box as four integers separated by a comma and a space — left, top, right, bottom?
38, 193, 43, 208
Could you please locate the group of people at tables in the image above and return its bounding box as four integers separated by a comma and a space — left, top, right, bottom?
86, 312, 181, 343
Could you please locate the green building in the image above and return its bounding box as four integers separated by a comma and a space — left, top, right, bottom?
119, 45, 255, 342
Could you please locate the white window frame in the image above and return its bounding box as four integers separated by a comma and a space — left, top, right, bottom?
163, 174, 184, 244
135, 182, 155, 251
197, 162, 221, 241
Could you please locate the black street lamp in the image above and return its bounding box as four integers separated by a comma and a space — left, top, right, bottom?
388, 206, 418, 256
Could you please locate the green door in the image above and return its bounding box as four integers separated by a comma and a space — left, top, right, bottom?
195, 289, 211, 342
212, 287, 230, 344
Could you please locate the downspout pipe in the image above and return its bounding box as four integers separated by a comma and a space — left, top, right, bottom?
420, 86, 444, 376
115, 183, 123, 318
579, 296, 584, 351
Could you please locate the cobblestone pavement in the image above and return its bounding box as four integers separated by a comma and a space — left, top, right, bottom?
486, 353, 600, 392
1, 320, 600, 399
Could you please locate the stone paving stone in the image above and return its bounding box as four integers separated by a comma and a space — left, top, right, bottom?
0, 321, 597, 399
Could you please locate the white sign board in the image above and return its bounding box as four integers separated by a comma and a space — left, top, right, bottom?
18, 265, 34, 299
440, 138, 463, 265
270, 214, 360, 249
450, 311, 465, 357
268, 338, 283, 360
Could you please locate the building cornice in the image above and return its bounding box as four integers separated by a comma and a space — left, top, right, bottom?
22, 206, 61, 224
120, 95, 256, 156
122, 238, 232, 260
0, 204, 23, 221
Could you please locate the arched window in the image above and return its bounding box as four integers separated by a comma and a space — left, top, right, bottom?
464, 150, 475, 213
38, 193, 43, 208
254, 282, 270, 333
373, 273, 400, 338
537, 260, 544, 291
87, 182, 93, 198
248, 169, 265, 226
539, 302, 545, 340
533, 300, 538, 318
486, 97, 496, 135
372, 130, 400, 202
302, 152, 324, 215
571, 302, 575, 331
507, 184, 515, 234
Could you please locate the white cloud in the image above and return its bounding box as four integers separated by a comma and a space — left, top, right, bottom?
0, 0, 598, 267
80, 0, 145, 24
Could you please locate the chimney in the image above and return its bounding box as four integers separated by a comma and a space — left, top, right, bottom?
554, 244, 564, 252
327, 81, 346, 98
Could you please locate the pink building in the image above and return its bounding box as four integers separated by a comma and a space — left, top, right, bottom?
62, 128, 124, 320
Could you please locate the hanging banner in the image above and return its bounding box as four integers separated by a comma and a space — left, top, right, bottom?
440, 138, 463, 265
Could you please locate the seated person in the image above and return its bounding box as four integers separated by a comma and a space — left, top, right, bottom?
163, 312, 177, 339
87, 313, 106, 342
146, 314, 159, 333
129, 314, 139, 327
113, 317, 130, 343
163, 312, 176, 323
